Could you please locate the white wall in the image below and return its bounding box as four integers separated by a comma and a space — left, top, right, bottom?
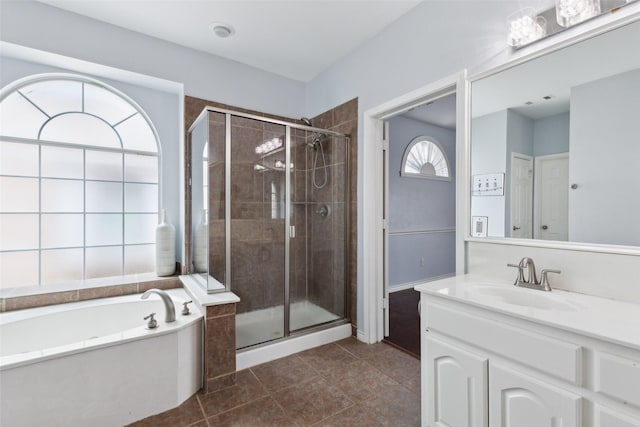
569, 69, 640, 246
0, 1, 304, 118
387, 115, 456, 288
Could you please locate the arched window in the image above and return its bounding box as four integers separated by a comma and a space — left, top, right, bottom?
0, 74, 161, 288
400, 136, 451, 180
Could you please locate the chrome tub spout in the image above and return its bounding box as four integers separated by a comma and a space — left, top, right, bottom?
141, 289, 176, 322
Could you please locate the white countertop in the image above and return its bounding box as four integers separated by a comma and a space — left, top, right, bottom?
180, 275, 240, 307
415, 275, 640, 350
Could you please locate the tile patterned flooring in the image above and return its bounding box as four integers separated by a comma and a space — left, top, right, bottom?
130, 338, 420, 427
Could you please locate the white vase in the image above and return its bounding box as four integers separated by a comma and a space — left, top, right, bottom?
194, 209, 208, 273
155, 209, 176, 276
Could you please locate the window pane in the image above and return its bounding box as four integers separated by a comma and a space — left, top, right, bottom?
86, 181, 122, 212
41, 145, 84, 179
41, 214, 83, 248
0, 91, 47, 139
124, 154, 158, 182
125, 183, 157, 212
124, 244, 154, 275
0, 177, 38, 212
41, 179, 83, 212
0, 141, 39, 176
84, 83, 136, 126
40, 113, 120, 148
86, 246, 122, 278
116, 114, 157, 152
0, 214, 38, 250
41, 248, 83, 285
124, 214, 156, 244
86, 214, 123, 246
86, 150, 122, 181
19, 80, 82, 117
0, 251, 39, 289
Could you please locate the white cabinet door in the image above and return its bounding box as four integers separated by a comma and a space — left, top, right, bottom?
489, 363, 581, 427
594, 404, 640, 427
424, 334, 488, 427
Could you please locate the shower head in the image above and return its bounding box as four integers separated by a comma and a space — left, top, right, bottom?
300, 117, 313, 127
306, 133, 324, 151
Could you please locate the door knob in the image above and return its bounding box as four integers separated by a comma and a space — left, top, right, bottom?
512, 226, 520, 231
542, 225, 548, 230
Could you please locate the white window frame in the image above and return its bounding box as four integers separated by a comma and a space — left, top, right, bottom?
400, 135, 451, 181
0, 73, 162, 287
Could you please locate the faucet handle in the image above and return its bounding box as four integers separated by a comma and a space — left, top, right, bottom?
144, 313, 158, 329
539, 269, 561, 291
181, 300, 193, 316
507, 263, 526, 285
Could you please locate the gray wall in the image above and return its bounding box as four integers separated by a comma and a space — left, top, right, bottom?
471, 111, 507, 237
569, 69, 640, 246
387, 115, 455, 288
534, 112, 570, 156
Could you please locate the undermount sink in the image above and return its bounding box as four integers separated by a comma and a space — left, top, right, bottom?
465, 285, 581, 311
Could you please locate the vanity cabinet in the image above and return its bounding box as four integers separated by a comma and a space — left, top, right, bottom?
419, 290, 640, 427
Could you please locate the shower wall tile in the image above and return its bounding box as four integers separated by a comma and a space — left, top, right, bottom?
233, 276, 264, 314
206, 303, 236, 318
231, 126, 262, 162
231, 202, 264, 220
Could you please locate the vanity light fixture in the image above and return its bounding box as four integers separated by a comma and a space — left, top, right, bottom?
507, 8, 547, 48
555, 0, 601, 27
255, 137, 283, 155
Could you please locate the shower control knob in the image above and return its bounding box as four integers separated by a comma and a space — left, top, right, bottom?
542, 225, 548, 230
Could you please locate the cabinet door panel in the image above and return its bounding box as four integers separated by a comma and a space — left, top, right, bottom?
594, 404, 640, 427
489, 362, 581, 427
424, 334, 488, 427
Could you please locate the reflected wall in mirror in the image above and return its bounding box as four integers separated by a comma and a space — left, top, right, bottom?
471, 19, 640, 247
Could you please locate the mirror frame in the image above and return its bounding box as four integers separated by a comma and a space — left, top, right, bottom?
465, 10, 640, 256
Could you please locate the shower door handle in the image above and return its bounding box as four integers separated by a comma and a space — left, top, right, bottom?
289, 225, 295, 239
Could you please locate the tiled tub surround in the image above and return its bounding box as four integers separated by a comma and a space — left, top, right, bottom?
184, 96, 359, 334
0, 274, 181, 312
0, 288, 202, 426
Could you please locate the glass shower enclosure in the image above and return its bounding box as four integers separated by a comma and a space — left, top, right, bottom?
188, 107, 349, 349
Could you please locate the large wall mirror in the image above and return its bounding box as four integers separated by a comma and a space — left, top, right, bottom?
470, 19, 640, 248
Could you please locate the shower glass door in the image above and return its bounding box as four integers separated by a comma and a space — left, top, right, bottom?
289, 131, 347, 332
230, 115, 286, 349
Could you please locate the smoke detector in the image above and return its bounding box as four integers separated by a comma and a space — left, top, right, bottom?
209, 23, 235, 38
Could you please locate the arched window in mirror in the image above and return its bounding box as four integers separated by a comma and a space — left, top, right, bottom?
0, 74, 161, 288
401, 136, 450, 180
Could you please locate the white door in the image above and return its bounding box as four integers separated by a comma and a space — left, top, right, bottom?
489, 363, 581, 427
534, 153, 569, 241
594, 404, 640, 427
425, 335, 488, 427
510, 153, 533, 238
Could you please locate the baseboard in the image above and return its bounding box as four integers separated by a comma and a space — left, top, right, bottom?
388, 273, 455, 293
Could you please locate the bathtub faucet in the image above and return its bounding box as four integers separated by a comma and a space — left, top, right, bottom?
141, 289, 176, 323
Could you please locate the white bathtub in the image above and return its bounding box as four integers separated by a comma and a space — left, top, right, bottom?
0, 288, 203, 427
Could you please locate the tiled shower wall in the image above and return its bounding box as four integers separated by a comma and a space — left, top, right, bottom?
184, 97, 358, 331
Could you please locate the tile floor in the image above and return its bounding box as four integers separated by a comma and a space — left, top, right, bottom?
130, 338, 421, 427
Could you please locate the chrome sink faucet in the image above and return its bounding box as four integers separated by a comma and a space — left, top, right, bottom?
141, 288, 176, 322
507, 257, 561, 291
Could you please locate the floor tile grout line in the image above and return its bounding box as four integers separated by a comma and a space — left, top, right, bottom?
195, 393, 212, 427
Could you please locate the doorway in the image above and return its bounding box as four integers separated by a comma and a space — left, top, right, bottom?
382, 94, 458, 357
534, 153, 569, 240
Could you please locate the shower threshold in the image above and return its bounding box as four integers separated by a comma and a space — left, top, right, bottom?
236, 300, 342, 349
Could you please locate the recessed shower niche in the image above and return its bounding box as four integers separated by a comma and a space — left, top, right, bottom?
188, 107, 350, 349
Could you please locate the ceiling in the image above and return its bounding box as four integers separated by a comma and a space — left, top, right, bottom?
37, 0, 423, 82
401, 94, 456, 130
